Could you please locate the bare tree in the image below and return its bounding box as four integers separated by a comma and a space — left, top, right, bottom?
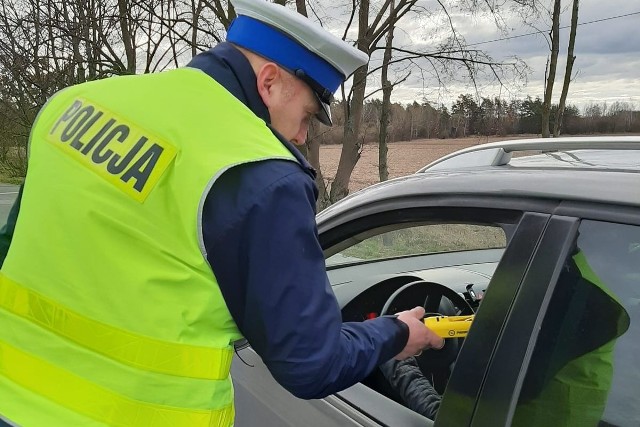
329, 0, 371, 203
118, 0, 137, 73
378, 0, 396, 183
0, 0, 229, 176
326, 0, 530, 204
553, 0, 578, 137
541, 0, 560, 137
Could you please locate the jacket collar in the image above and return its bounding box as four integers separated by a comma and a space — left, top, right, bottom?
187, 42, 315, 176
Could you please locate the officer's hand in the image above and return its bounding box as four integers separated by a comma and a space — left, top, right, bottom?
394, 306, 444, 360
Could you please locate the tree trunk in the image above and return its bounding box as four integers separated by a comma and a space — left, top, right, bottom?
117, 0, 137, 74
330, 0, 369, 203
295, 0, 308, 16
305, 126, 331, 211
86, 0, 97, 80
291, 0, 329, 209
378, 1, 395, 182
76, 0, 87, 83
541, 0, 561, 138
554, 0, 579, 137
191, 0, 203, 58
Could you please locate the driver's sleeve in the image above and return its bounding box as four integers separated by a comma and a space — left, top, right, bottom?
202, 160, 409, 399
380, 358, 442, 420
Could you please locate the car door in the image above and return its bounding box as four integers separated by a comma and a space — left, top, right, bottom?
319, 189, 568, 427
470, 203, 640, 427
232, 347, 390, 426
232, 192, 555, 427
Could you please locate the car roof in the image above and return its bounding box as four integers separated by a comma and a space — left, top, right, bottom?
416, 136, 640, 172
318, 137, 640, 220
507, 149, 640, 170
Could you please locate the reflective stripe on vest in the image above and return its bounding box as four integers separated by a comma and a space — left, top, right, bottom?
0, 342, 234, 427
0, 274, 233, 380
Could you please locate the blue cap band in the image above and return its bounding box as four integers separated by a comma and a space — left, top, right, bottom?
226, 15, 344, 98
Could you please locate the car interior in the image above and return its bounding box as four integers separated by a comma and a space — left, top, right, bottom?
322, 213, 640, 425
322, 210, 521, 418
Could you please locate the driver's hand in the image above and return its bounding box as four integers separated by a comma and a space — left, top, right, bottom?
394, 307, 444, 360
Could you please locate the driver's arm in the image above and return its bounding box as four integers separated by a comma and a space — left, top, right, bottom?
380, 357, 442, 420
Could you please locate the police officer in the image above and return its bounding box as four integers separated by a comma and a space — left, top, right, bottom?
0, 0, 443, 425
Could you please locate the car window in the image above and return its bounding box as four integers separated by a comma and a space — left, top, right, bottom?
326, 224, 506, 266
512, 220, 640, 427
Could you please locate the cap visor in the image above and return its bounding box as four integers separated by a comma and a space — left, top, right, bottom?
315, 93, 332, 126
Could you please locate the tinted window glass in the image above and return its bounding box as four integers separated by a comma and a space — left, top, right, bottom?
513, 220, 640, 427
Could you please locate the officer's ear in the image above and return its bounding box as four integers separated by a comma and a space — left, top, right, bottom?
256, 62, 284, 108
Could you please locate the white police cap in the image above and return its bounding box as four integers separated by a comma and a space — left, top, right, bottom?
227, 0, 369, 126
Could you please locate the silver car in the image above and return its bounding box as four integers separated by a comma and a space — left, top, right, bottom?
232, 137, 640, 427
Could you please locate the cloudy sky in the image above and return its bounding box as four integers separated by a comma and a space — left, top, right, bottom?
349, 0, 640, 112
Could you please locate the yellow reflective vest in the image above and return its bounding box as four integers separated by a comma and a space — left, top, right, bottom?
0, 68, 296, 426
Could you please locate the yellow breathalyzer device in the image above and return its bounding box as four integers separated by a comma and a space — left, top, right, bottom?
424, 315, 474, 338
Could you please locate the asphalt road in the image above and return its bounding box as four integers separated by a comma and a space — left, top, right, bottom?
0, 184, 19, 225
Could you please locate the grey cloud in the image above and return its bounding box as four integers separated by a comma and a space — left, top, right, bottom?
335, 0, 638, 110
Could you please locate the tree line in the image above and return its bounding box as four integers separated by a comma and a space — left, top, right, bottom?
315, 96, 639, 145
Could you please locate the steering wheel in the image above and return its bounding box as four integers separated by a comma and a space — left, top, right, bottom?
381, 280, 474, 318
380, 280, 475, 394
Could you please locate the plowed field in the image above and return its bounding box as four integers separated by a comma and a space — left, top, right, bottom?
319, 135, 533, 192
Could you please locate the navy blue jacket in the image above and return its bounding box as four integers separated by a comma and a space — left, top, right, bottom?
0, 43, 408, 404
